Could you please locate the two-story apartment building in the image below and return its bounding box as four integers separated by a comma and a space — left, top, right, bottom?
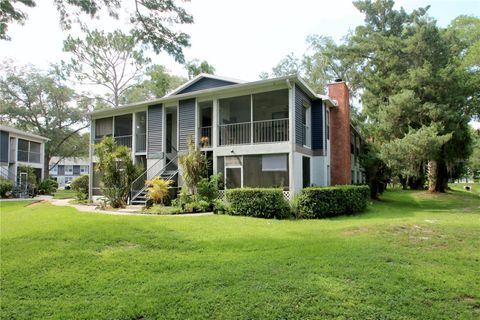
49, 157, 89, 188
0, 125, 48, 190
88, 74, 364, 203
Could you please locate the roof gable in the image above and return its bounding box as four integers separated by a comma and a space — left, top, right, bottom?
167, 74, 245, 96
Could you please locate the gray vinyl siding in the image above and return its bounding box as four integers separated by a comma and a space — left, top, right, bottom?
176, 78, 236, 95
311, 100, 324, 150
295, 85, 310, 146
0, 130, 9, 163
148, 104, 163, 157
179, 99, 196, 151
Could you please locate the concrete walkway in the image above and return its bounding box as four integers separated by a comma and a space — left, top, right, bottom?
47, 198, 214, 217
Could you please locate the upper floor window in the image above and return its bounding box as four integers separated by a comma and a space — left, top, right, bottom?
17, 139, 41, 163
302, 100, 311, 148
95, 117, 113, 139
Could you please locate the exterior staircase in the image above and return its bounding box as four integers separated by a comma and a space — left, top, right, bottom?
129, 147, 179, 206
130, 169, 178, 205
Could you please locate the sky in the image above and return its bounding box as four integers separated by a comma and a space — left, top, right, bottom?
1, 0, 478, 82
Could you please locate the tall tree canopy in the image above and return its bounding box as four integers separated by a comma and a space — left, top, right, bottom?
265, 0, 479, 195
63, 29, 150, 107
0, 63, 89, 177
185, 59, 216, 79
1, 0, 193, 62
343, 0, 478, 192
120, 64, 186, 104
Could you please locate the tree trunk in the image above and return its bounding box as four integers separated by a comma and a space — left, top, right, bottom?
399, 175, 407, 190
435, 160, 448, 192
44, 154, 50, 180
427, 160, 437, 192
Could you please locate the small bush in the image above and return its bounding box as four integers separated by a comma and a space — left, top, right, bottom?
38, 178, 58, 195
197, 174, 221, 202
184, 200, 210, 213
213, 199, 230, 215
145, 176, 173, 204
0, 177, 14, 197
143, 205, 182, 215
297, 185, 370, 219
225, 188, 290, 219
71, 175, 89, 200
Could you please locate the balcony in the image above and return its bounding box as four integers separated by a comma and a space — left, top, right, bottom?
95, 135, 132, 149
18, 150, 41, 163
199, 126, 212, 148
219, 118, 289, 146
136, 133, 146, 152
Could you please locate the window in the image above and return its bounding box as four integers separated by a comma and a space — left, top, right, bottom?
252, 90, 288, 121
18, 139, 29, 162
95, 117, 113, 138
17, 139, 41, 163
302, 100, 311, 147
302, 156, 310, 188
243, 154, 289, 189
262, 154, 287, 172
326, 109, 330, 141
114, 114, 133, 137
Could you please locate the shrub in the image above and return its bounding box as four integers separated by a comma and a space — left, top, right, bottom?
197, 174, 221, 202
213, 199, 230, 215
225, 188, 291, 219
0, 177, 14, 197
296, 185, 370, 219
184, 200, 210, 213
71, 175, 89, 200
145, 176, 173, 204
95, 137, 142, 208
143, 205, 182, 215
38, 178, 58, 195
171, 188, 193, 209
178, 136, 208, 195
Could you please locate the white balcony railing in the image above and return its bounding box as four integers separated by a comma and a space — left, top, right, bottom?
95, 135, 132, 149
253, 118, 289, 143
219, 122, 251, 146
219, 119, 289, 146
136, 133, 146, 152
199, 126, 212, 148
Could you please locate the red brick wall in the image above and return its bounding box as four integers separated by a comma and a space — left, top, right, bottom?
327, 81, 351, 185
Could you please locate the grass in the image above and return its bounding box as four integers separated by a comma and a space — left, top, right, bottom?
1, 187, 479, 319
52, 189, 76, 199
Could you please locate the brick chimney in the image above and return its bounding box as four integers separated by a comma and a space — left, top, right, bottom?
327, 80, 351, 185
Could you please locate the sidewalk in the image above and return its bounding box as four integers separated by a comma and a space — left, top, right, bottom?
47, 198, 213, 217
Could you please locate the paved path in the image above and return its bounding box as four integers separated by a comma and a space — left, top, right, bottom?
47, 198, 214, 217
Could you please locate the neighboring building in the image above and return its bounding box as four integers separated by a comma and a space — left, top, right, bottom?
88, 74, 365, 204
0, 125, 48, 192
49, 157, 89, 188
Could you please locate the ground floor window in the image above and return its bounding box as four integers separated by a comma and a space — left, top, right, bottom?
302, 156, 310, 188
218, 153, 289, 190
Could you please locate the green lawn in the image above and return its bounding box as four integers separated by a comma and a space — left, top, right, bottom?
52, 189, 76, 199
1, 188, 479, 319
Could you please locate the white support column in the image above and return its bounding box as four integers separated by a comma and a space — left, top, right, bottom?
88, 119, 94, 201
194, 99, 199, 146
162, 104, 167, 168
131, 112, 136, 162
250, 95, 254, 144
288, 85, 295, 194
212, 99, 218, 174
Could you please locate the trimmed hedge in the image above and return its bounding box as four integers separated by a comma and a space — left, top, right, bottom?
225, 188, 290, 219
297, 185, 370, 219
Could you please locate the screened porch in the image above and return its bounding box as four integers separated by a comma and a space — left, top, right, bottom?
217, 89, 289, 146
